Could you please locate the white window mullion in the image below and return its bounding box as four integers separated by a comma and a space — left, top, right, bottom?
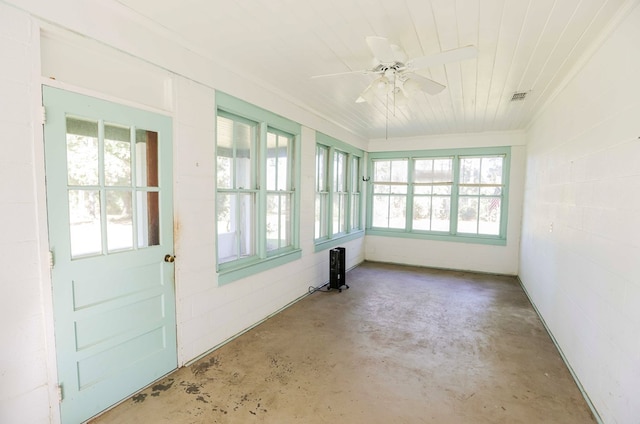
258, 122, 267, 258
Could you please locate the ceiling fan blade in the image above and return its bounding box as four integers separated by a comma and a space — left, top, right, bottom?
407, 45, 478, 70
366, 36, 397, 64
311, 69, 373, 79
356, 82, 376, 103
403, 74, 446, 96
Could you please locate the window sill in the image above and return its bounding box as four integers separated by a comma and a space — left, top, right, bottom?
365, 228, 507, 246
217, 248, 302, 285
314, 230, 365, 252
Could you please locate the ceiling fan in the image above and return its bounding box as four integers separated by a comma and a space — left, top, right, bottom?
312, 36, 478, 105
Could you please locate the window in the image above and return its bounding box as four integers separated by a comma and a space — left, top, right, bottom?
314, 133, 364, 250
412, 158, 452, 232
315, 145, 329, 239
216, 92, 301, 284
216, 112, 257, 264
333, 150, 347, 235
350, 155, 361, 230
458, 156, 504, 236
266, 130, 293, 252
371, 159, 408, 229
367, 147, 510, 245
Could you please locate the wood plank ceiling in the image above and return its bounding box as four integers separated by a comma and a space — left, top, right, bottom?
115, 0, 633, 140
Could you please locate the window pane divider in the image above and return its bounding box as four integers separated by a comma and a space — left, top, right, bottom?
257, 122, 268, 259
97, 119, 108, 255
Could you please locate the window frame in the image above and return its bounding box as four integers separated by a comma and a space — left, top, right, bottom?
366, 146, 511, 246
314, 144, 330, 240
314, 132, 365, 252
215, 92, 302, 285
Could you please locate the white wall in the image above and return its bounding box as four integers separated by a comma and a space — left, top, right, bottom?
366, 131, 526, 275
520, 3, 640, 423
0, 5, 54, 424
0, 1, 367, 423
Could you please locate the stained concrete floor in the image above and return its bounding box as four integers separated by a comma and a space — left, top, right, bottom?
91, 261, 595, 424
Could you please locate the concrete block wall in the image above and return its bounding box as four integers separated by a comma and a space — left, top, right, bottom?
520, 3, 640, 423
0, 4, 53, 423
173, 83, 366, 362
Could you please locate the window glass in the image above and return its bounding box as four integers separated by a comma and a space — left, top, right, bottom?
135, 129, 160, 247
216, 107, 298, 272
66, 117, 164, 258
216, 114, 258, 263
412, 158, 453, 232
314, 138, 363, 245
371, 159, 408, 229
106, 190, 133, 252
266, 130, 293, 253
351, 156, 360, 230
458, 156, 504, 236
315, 145, 329, 239
67, 118, 99, 186
68, 189, 102, 257
104, 123, 131, 186
333, 151, 347, 235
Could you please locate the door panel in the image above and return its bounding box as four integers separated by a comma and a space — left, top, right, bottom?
43, 86, 177, 424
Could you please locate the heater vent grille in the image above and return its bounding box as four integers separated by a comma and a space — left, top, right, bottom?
511, 91, 528, 101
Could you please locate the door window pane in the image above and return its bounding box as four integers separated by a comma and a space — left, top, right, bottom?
106, 190, 133, 251
135, 129, 158, 187
66, 117, 98, 186
69, 189, 102, 257
137, 191, 160, 247
104, 123, 131, 186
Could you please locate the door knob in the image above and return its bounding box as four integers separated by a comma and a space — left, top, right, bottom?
164, 254, 175, 263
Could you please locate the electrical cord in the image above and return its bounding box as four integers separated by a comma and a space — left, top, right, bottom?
307, 282, 333, 293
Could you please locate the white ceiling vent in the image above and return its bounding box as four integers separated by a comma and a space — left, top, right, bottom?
510, 91, 528, 101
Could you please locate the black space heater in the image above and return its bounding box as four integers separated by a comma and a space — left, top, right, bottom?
329, 247, 349, 292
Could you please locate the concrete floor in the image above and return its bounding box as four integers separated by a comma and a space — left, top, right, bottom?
91, 261, 595, 423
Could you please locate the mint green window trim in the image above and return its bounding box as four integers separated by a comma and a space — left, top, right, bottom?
216, 92, 301, 285
314, 132, 365, 252
366, 146, 510, 246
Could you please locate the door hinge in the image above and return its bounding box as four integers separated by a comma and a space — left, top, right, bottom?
41, 106, 46, 125
57, 384, 63, 402
49, 250, 54, 269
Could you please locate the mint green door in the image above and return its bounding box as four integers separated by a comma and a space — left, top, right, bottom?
43, 86, 177, 423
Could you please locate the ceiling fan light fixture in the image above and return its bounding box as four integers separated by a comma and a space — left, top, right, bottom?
402, 77, 422, 95
375, 76, 390, 92
393, 88, 409, 107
